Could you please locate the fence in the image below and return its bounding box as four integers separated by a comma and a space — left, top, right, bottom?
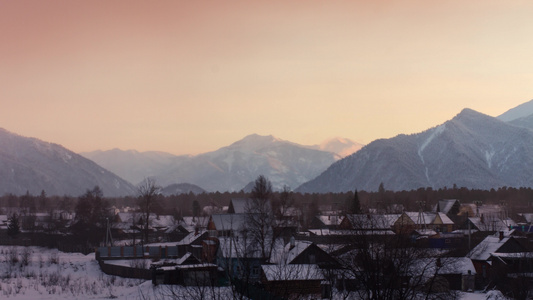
98, 260, 152, 280
96, 245, 179, 260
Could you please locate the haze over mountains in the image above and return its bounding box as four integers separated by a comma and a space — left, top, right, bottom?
83, 134, 359, 192
297, 100, 533, 193
3, 100, 533, 196
498, 99, 533, 131
0, 128, 136, 197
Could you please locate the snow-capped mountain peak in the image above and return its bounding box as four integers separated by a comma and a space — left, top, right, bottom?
316, 137, 364, 158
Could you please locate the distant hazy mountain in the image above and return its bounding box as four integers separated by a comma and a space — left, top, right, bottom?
297, 108, 533, 193
506, 114, 533, 131
81, 149, 188, 185
160, 183, 206, 196
498, 99, 533, 122
0, 128, 136, 197
154, 134, 338, 192
310, 137, 364, 158
84, 134, 342, 192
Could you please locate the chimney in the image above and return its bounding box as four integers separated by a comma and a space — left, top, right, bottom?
480, 214, 484, 224
195, 226, 199, 235
499, 231, 504, 241
289, 236, 295, 250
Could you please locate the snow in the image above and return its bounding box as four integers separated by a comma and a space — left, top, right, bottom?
485, 148, 495, 169
0, 246, 509, 299
467, 232, 513, 261
418, 124, 446, 163
0, 246, 146, 299
0, 246, 234, 300
418, 124, 446, 184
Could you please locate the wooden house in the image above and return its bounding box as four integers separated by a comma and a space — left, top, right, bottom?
261, 264, 326, 299
467, 231, 527, 283
310, 215, 344, 230
432, 212, 455, 233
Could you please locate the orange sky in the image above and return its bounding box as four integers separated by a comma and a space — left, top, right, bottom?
1, 0, 533, 155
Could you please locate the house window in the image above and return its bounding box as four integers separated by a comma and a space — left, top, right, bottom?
445, 239, 451, 244
252, 266, 260, 277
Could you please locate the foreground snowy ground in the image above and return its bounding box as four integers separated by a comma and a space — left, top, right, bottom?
0, 246, 508, 300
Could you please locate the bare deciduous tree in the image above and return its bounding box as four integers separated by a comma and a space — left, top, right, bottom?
137, 178, 161, 245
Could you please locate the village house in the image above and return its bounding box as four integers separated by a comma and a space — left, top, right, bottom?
262, 239, 339, 298
408, 257, 476, 292
467, 231, 528, 286
309, 215, 344, 230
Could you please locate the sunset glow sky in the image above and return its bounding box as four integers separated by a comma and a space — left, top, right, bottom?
2, 1, 533, 155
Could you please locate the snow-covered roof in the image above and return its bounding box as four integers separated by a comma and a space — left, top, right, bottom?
344, 214, 400, 230
409, 257, 476, 277
151, 215, 175, 228
462, 204, 503, 218
519, 213, 533, 223
228, 198, 251, 214
414, 229, 437, 236
261, 264, 324, 281
451, 229, 478, 236
181, 216, 209, 230
103, 259, 151, 269
468, 232, 514, 261
308, 229, 395, 236
269, 240, 313, 265
116, 212, 138, 223
210, 214, 246, 232
436, 199, 459, 215
176, 252, 195, 265
491, 252, 533, 259
175, 263, 217, 269
404, 212, 436, 225
468, 216, 510, 232
315, 215, 343, 226
176, 230, 206, 245
281, 207, 301, 217
502, 218, 518, 228
436, 212, 454, 225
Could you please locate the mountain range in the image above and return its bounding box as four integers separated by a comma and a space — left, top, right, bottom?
0, 128, 136, 197
297, 100, 533, 193
4, 99, 533, 196
83, 134, 360, 192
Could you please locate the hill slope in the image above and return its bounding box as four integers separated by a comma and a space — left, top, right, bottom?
297, 109, 533, 193
84, 134, 341, 192
0, 128, 136, 197
81, 149, 188, 185
155, 134, 338, 192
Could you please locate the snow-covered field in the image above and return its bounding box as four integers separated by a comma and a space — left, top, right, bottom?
0, 246, 508, 300
0, 246, 148, 299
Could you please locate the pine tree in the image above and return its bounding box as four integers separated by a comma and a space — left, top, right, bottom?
7, 214, 20, 239
351, 189, 362, 214
344, 190, 362, 214
192, 200, 201, 221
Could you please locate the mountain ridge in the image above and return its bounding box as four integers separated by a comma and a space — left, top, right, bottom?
297, 108, 533, 193
83, 134, 363, 191
0, 128, 136, 197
